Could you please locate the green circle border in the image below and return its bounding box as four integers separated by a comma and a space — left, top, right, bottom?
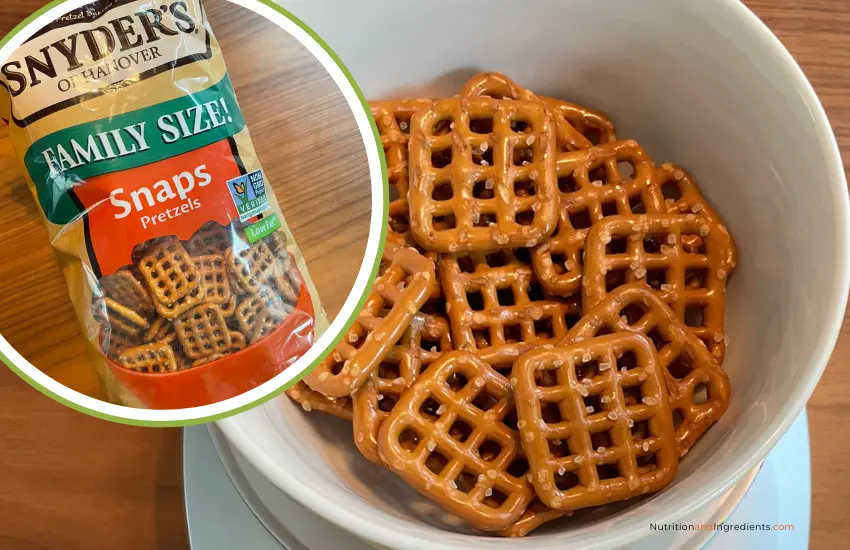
0, 0, 389, 427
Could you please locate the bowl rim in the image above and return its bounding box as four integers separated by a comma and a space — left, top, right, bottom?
218, 0, 850, 547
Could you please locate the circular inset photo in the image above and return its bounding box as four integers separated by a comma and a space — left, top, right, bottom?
0, 0, 386, 422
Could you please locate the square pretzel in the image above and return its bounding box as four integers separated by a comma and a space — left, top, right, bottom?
138, 237, 205, 318
185, 221, 232, 255
561, 284, 731, 455
353, 313, 453, 463
439, 249, 582, 363
513, 333, 678, 511
99, 269, 154, 320
407, 97, 558, 252
227, 241, 278, 294
532, 140, 662, 297
377, 351, 534, 531
193, 254, 233, 306
117, 342, 178, 373
234, 290, 292, 345
174, 303, 233, 360
582, 213, 736, 360
303, 241, 437, 397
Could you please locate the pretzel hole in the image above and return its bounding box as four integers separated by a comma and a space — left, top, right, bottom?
643, 235, 662, 254
510, 119, 530, 134
469, 117, 494, 134
394, 113, 413, 133
503, 408, 519, 430
541, 401, 563, 424
478, 439, 503, 462
472, 391, 499, 412
629, 195, 647, 214
535, 368, 558, 388
668, 354, 695, 381
605, 270, 627, 292
647, 326, 670, 350
682, 234, 706, 254
497, 287, 516, 306
591, 430, 613, 449
431, 147, 453, 168
389, 212, 410, 234
449, 419, 473, 443
454, 470, 478, 494
474, 212, 498, 228
569, 208, 592, 230
466, 290, 485, 311
473, 148, 494, 166
544, 439, 567, 458
508, 458, 530, 480
575, 359, 599, 381
647, 269, 667, 290
432, 118, 452, 136
622, 385, 644, 406
685, 268, 709, 289
597, 463, 621, 481
483, 489, 508, 509
472, 179, 496, 200
515, 247, 532, 265
637, 452, 658, 473
629, 420, 650, 441
432, 214, 456, 230
606, 237, 628, 255
432, 182, 454, 201
601, 201, 618, 217
589, 165, 608, 184
583, 393, 602, 415
533, 317, 555, 340
425, 449, 450, 475
378, 394, 398, 413
618, 161, 636, 180
399, 429, 421, 453
693, 382, 709, 405
661, 180, 683, 201
555, 471, 580, 491
672, 408, 685, 429
583, 126, 603, 146
549, 253, 567, 275
445, 372, 470, 394
558, 173, 579, 193
419, 396, 443, 421
473, 328, 491, 349
595, 325, 614, 336
684, 304, 705, 327
458, 256, 477, 273
420, 336, 442, 355
514, 177, 536, 197
512, 145, 535, 166
515, 210, 535, 226
330, 360, 345, 376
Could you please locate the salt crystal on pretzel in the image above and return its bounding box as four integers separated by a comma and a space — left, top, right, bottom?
352, 312, 453, 463
377, 351, 534, 531
531, 140, 663, 297
407, 96, 558, 252
582, 213, 736, 360
303, 240, 437, 397
513, 333, 678, 510
560, 284, 730, 455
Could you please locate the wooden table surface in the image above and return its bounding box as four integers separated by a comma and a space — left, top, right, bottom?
1, 1, 849, 549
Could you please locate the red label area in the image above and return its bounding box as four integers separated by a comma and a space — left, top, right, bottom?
73, 140, 242, 276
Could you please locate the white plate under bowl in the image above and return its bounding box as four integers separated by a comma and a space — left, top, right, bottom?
219, 0, 848, 547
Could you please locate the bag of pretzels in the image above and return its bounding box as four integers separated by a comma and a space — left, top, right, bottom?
0, 0, 327, 408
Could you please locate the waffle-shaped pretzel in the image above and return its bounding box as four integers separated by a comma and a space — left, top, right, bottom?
439, 249, 582, 364
93, 297, 150, 335
117, 342, 178, 373
513, 333, 678, 510
193, 254, 232, 306
378, 351, 534, 531
303, 242, 436, 397
102, 329, 140, 359
353, 313, 453, 463
498, 499, 569, 538
234, 293, 290, 344
144, 317, 175, 344
583, 214, 735, 360
371, 99, 433, 235
174, 303, 233, 360
99, 270, 154, 320
561, 285, 731, 455
185, 221, 231, 255
287, 381, 353, 421
408, 96, 558, 252
532, 140, 663, 297
227, 241, 278, 294
138, 237, 205, 318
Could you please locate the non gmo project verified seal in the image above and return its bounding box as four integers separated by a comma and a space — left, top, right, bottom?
227, 170, 271, 222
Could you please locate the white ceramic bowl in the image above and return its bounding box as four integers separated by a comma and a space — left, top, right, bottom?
219, 0, 849, 548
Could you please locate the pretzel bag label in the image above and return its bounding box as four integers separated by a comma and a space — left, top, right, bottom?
1, 0, 329, 408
